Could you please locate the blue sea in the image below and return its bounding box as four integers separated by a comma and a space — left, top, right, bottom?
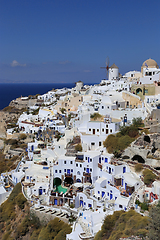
0, 82, 97, 110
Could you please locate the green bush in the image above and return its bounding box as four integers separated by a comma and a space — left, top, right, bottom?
90, 113, 102, 120
135, 163, 143, 172
143, 169, 156, 185
19, 133, 27, 140
75, 144, 82, 152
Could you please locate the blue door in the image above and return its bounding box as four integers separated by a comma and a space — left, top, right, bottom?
54, 199, 57, 205
80, 200, 83, 207
31, 145, 34, 151
122, 179, 123, 186
125, 183, 127, 190
123, 167, 126, 173
102, 191, 105, 198
67, 169, 70, 175
109, 167, 111, 174
39, 189, 43, 195
110, 193, 113, 200
86, 168, 89, 173
88, 157, 90, 163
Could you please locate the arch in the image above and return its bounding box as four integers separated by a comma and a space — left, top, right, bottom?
136, 88, 142, 95
76, 178, 81, 183
132, 155, 145, 163
64, 177, 73, 185
144, 135, 150, 143
53, 177, 62, 188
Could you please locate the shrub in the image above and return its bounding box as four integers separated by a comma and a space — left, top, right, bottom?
90, 113, 102, 120
19, 133, 27, 140
60, 108, 66, 114
75, 144, 82, 152
143, 169, 156, 185
135, 163, 143, 172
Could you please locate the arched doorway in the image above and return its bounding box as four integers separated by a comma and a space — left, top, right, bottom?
136, 88, 142, 95
76, 178, 81, 183
53, 177, 62, 189
64, 177, 73, 186
132, 155, 145, 163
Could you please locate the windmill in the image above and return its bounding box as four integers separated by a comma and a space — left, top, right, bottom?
100, 57, 110, 79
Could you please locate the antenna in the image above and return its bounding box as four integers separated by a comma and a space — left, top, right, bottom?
100, 57, 110, 79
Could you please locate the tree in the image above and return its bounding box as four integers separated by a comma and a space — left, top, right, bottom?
132, 117, 143, 127
148, 201, 160, 240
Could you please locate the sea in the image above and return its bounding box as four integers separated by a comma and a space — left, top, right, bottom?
0, 82, 97, 110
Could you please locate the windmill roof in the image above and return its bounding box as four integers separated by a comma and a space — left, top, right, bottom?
110, 63, 119, 69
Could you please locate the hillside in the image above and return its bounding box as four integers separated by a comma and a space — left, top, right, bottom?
0, 183, 71, 240
95, 210, 149, 240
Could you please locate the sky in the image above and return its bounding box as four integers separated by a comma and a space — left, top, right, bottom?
1, 0, 160, 84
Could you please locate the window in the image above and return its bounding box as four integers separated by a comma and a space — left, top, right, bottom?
102, 128, 104, 132
97, 129, 99, 132
106, 125, 108, 128
89, 128, 91, 131
86, 157, 87, 160
90, 158, 92, 162
99, 142, 101, 146
70, 161, 73, 164
59, 170, 61, 173
80, 164, 82, 167
102, 106, 104, 109
55, 170, 57, 173
64, 169, 66, 172
90, 168, 92, 172
98, 191, 100, 194
71, 169, 73, 172
84, 167, 86, 171
110, 129, 112, 133
119, 204, 123, 208
27, 176, 29, 179
91, 142, 95, 145
105, 158, 108, 163
76, 163, 78, 167
64, 161, 66, 164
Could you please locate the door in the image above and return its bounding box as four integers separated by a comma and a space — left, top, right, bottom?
39, 189, 43, 195
93, 129, 95, 134
67, 169, 70, 175
86, 168, 89, 173
106, 129, 108, 134
80, 200, 83, 207
109, 167, 111, 174
54, 199, 57, 205
123, 167, 126, 173
110, 193, 113, 200
125, 183, 127, 190
102, 191, 105, 198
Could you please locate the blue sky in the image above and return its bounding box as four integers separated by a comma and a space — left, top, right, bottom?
1, 0, 160, 83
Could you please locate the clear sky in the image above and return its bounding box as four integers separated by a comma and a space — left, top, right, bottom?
1, 0, 160, 83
